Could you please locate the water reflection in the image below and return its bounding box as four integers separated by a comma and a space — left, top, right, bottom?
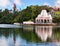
0, 25, 60, 46
0, 36, 8, 46
35, 26, 52, 42
0, 24, 22, 28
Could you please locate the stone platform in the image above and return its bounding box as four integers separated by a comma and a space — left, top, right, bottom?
23, 23, 56, 26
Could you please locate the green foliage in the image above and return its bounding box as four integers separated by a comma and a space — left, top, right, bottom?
55, 11, 60, 15
0, 5, 59, 23
53, 16, 60, 23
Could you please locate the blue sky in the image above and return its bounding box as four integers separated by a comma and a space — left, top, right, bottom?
0, 0, 60, 10
21, 0, 55, 9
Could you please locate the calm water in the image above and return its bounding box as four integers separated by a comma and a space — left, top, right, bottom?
0, 24, 60, 46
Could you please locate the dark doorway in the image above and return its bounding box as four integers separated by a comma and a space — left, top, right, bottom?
44, 20, 46, 23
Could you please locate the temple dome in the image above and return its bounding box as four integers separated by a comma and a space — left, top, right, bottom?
36, 10, 52, 19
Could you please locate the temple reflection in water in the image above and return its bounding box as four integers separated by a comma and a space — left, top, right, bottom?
35, 26, 52, 42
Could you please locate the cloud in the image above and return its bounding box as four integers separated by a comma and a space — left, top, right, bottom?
43, 2, 51, 7
0, 0, 11, 8
0, 0, 22, 9
55, 0, 60, 8
14, 0, 22, 5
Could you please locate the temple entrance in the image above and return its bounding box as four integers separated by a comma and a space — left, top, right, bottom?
44, 20, 46, 23
41, 20, 43, 23
47, 20, 49, 23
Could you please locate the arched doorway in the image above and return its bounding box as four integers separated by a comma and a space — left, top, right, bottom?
41, 20, 43, 23
44, 20, 46, 23
47, 20, 49, 23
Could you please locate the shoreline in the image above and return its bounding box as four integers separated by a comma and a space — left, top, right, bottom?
0, 23, 58, 26
23, 23, 57, 26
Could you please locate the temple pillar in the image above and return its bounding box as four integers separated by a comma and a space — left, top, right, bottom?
46, 19, 48, 23
43, 19, 44, 24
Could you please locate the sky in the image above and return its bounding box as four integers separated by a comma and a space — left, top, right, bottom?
0, 0, 60, 10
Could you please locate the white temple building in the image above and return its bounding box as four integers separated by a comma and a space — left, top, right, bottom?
35, 10, 52, 24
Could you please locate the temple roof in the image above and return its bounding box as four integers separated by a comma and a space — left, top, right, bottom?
36, 10, 52, 19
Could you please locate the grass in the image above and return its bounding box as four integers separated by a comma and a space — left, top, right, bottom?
55, 11, 60, 15
27, 20, 32, 22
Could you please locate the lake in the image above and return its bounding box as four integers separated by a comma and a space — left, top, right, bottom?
0, 24, 60, 46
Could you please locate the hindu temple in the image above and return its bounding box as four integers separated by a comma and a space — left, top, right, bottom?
35, 10, 52, 24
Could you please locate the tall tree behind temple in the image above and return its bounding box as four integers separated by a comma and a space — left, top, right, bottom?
13, 3, 16, 12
